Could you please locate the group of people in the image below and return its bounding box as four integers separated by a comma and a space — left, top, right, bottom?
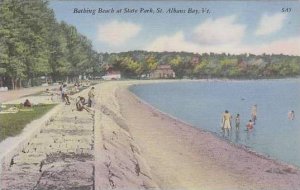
59, 82, 96, 113
75, 87, 95, 113
222, 105, 296, 133
221, 104, 258, 133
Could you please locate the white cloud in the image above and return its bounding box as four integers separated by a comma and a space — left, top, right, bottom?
146, 16, 247, 54
145, 15, 299, 55
146, 15, 247, 54
146, 32, 201, 52
146, 33, 246, 54
190, 15, 246, 45
97, 20, 141, 46
145, 32, 300, 56
247, 36, 300, 55
255, 13, 287, 36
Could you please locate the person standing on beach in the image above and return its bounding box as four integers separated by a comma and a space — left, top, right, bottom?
235, 113, 240, 130
251, 104, 257, 124
88, 87, 95, 107
59, 83, 64, 101
62, 84, 70, 105
222, 110, 232, 133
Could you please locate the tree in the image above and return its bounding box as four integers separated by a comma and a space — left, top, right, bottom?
0, 0, 100, 87
169, 55, 183, 78
0, 0, 27, 89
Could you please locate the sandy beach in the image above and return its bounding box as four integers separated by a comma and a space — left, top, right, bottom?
1, 80, 300, 190
104, 80, 300, 190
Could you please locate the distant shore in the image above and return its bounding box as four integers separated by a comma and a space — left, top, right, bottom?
103, 80, 300, 190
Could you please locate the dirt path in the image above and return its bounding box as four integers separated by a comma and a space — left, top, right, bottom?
0, 86, 53, 103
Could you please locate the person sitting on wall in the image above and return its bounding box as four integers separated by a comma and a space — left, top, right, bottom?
76, 96, 92, 113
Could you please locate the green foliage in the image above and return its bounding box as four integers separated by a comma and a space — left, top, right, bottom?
0, 0, 299, 85
103, 51, 300, 79
0, 0, 99, 88
0, 104, 56, 141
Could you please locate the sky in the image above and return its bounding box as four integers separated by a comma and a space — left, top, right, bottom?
49, 1, 300, 55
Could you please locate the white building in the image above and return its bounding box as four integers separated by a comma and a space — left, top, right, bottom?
102, 71, 121, 80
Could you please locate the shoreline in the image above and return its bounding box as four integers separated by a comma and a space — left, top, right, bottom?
1, 80, 300, 189
111, 80, 300, 189
128, 83, 300, 170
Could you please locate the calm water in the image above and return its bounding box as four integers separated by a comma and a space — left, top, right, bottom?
131, 79, 300, 167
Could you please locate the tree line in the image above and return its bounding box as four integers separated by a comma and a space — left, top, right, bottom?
0, 0, 100, 89
101, 51, 300, 79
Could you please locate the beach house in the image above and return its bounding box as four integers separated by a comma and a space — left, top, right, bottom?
102, 66, 121, 80
150, 64, 176, 79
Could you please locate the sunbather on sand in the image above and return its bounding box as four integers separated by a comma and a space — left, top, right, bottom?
24, 99, 32, 107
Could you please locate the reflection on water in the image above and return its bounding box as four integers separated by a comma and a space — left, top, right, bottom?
131, 79, 300, 166
235, 129, 240, 143
221, 128, 255, 143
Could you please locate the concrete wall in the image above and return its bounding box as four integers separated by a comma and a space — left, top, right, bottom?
0, 104, 63, 175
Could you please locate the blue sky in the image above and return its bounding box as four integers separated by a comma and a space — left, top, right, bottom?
49, 1, 300, 55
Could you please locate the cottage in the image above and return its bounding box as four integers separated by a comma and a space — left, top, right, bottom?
150, 64, 175, 79
102, 67, 121, 80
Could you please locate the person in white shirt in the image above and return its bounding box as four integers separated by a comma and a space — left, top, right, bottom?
62, 84, 70, 105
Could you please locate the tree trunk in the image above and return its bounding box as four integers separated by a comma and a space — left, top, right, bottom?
19, 79, 22, 89
27, 78, 31, 87
52, 74, 56, 83
11, 78, 15, 90
14, 79, 17, 90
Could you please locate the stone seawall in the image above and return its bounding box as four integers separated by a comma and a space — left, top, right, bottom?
0, 104, 63, 176
0, 103, 95, 189
0, 82, 159, 190
94, 82, 159, 190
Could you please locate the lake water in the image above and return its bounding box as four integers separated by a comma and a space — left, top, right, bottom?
131, 79, 300, 167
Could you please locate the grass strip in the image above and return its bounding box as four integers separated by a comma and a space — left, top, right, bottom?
0, 104, 56, 142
